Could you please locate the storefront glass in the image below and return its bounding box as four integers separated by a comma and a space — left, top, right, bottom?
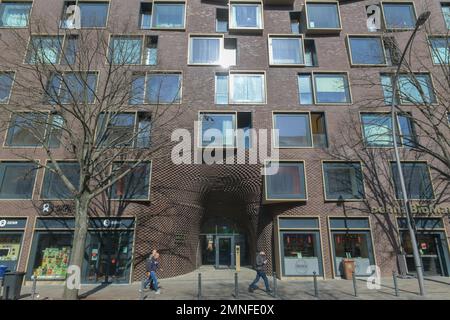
0, 232, 23, 271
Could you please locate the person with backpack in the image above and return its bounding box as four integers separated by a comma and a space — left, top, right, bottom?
248, 251, 272, 294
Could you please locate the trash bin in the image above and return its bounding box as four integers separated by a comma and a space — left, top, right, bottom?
2, 272, 25, 300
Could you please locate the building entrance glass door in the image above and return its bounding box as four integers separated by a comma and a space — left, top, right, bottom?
216, 236, 234, 268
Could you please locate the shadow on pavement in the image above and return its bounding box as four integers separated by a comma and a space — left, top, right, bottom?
79, 283, 112, 299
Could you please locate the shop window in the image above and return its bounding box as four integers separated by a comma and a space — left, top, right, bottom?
269, 35, 304, 66
216, 8, 228, 32
290, 11, 301, 34
0, 162, 37, 199
200, 112, 236, 148
391, 162, 434, 200
398, 218, 444, 230
46, 72, 97, 104
311, 112, 327, 148
41, 162, 80, 199
61, 1, 109, 28
96, 112, 151, 148
0, 232, 23, 271
298, 73, 351, 104
110, 162, 151, 200
348, 36, 386, 66
322, 162, 365, 200
140, 2, 152, 29
381, 73, 436, 105
26, 36, 63, 64
229, 2, 263, 30
382, 2, 416, 30
62, 35, 78, 65
273, 113, 312, 148
230, 72, 265, 104
6, 112, 64, 147
151, 2, 185, 29
0, 1, 32, 27
129, 72, 182, 104
361, 112, 417, 147
264, 161, 307, 201
429, 37, 450, 65
305, 1, 341, 32
0, 72, 14, 104
304, 39, 318, 67
442, 3, 450, 29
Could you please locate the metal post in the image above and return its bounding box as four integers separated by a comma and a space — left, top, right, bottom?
197, 273, 202, 300
272, 272, 277, 298
352, 272, 358, 297
140, 278, 145, 300
31, 276, 37, 300
234, 273, 239, 298
313, 272, 319, 298
393, 271, 399, 297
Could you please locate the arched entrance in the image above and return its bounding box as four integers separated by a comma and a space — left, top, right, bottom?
200, 216, 249, 268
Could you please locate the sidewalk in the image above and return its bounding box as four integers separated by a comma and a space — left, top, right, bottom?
17, 266, 450, 300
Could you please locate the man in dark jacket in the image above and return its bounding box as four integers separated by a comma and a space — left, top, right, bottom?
143, 250, 161, 294
248, 251, 271, 293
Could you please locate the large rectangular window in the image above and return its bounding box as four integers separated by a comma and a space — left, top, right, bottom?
111, 162, 151, 200
382, 2, 416, 29
323, 162, 365, 200
46, 72, 97, 104
361, 113, 417, 147
152, 2, 185, 29
26, 36, 63, 64
264, 161, 307, 201
429, 37, 449, 65
230, 73, 265, 104
0, 2, 32, 27
269, 36, 304, 65
189, 36, 221, 65
348, 36, 386, 65
129, 73, 182, 104
381, 73, 436, 105
298, 73, 351, 104
391, 162, 434, 200
0, 72, 14, 104
0, 162, 37, 199
229, 2, 262, 30
305, 2, 341, 31
273, 113, 312, 148
109, 36, 142, 65
41, 162, 80, 199
442, 3, 450, 29
200, 112, 236, 148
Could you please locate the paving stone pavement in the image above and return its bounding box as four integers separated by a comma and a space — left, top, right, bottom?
14, 266, 450, 300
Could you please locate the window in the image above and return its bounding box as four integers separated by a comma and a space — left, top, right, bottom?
348, 36, 386, 65
384, 37, 401, 66
382, 2, 416, 29
97, 112, 151, 148
0, 162, 37, 199
152, 2, 185, 29
237, 112, 252, 149
269, 36, 304, 65
442, 3, 450, 29
216, 8, 228, 32
189, 36, 221, 65
140, 2, 152, 29
391, 162, 434, 200
62, 35, 78, 65
273, 113, 312, 148
111, 162, 151, 200
361, 113, 417, 147
46, 72, 97, 104
429, 37, 449, 65
311, 112, 328, 148
109, 36, 142, 65
5, 112, 63, 147
230, 73, 265, 104
304, 39, 318, 67
26, 36, 63, 64
323, 162, 365, 200
144, 36, 158, 65
129, 73, 182, 104
290, 11, 301, 34
0, 1, 32, 27
305, 1, 341, 31
229, 2, 263, 30
61, 1, 109, 28
298, 73, 351, 104
215, 73, 229, 105
200, 112, 236, 147
41, 162, 80, 199
381, 73, 436, 105
0, 72, 14, 103
264, 161, 307, 201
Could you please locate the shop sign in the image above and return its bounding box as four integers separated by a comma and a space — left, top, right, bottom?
371, 205, 450, 216
39, 202, 74, 216
0, 218, 27, 229
89, 218, 135, 229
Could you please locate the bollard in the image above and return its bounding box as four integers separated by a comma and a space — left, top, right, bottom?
313, 272, 319, 298
140, 278, 146, 300
352, 272, 358, 297
234, 273, 239, 298
272, 272, 277, 298
393, 271, 399, 297
197, 273, 202, 300
31, 276, 37, 300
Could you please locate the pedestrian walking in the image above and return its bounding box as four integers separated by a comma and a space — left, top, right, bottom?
248, 251, 271, 294
146, 251, 161, 294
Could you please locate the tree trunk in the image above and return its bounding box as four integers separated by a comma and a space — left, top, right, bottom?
63, 194, 90, 300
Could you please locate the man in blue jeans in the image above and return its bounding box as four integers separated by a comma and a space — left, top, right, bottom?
143, 250, 161, 294
248, 251, 271, 294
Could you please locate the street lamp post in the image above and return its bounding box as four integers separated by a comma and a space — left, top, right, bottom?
390, 11, 430, 296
